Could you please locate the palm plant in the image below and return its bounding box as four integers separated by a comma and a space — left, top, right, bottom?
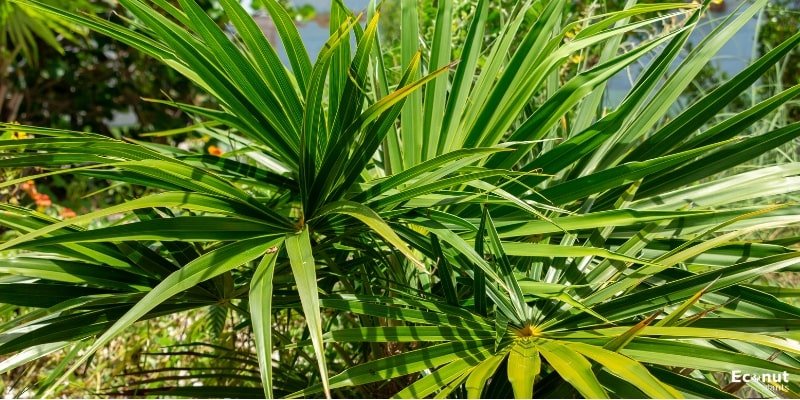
3, 0, 800, 397
0, 0, 91, 64
1, 0, 90, 122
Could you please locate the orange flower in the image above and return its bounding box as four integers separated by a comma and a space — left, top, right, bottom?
20, 180, 37, 196
208, 145, 223, 156
34, 194, 52, 208
61, 208, 77, 219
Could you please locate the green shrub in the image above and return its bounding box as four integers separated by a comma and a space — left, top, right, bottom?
2, 0, 800, 398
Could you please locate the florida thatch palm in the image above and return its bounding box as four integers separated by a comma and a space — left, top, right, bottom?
2, 0, 800, 398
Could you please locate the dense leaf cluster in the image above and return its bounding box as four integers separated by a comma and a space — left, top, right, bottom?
2, 0, 800, 398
